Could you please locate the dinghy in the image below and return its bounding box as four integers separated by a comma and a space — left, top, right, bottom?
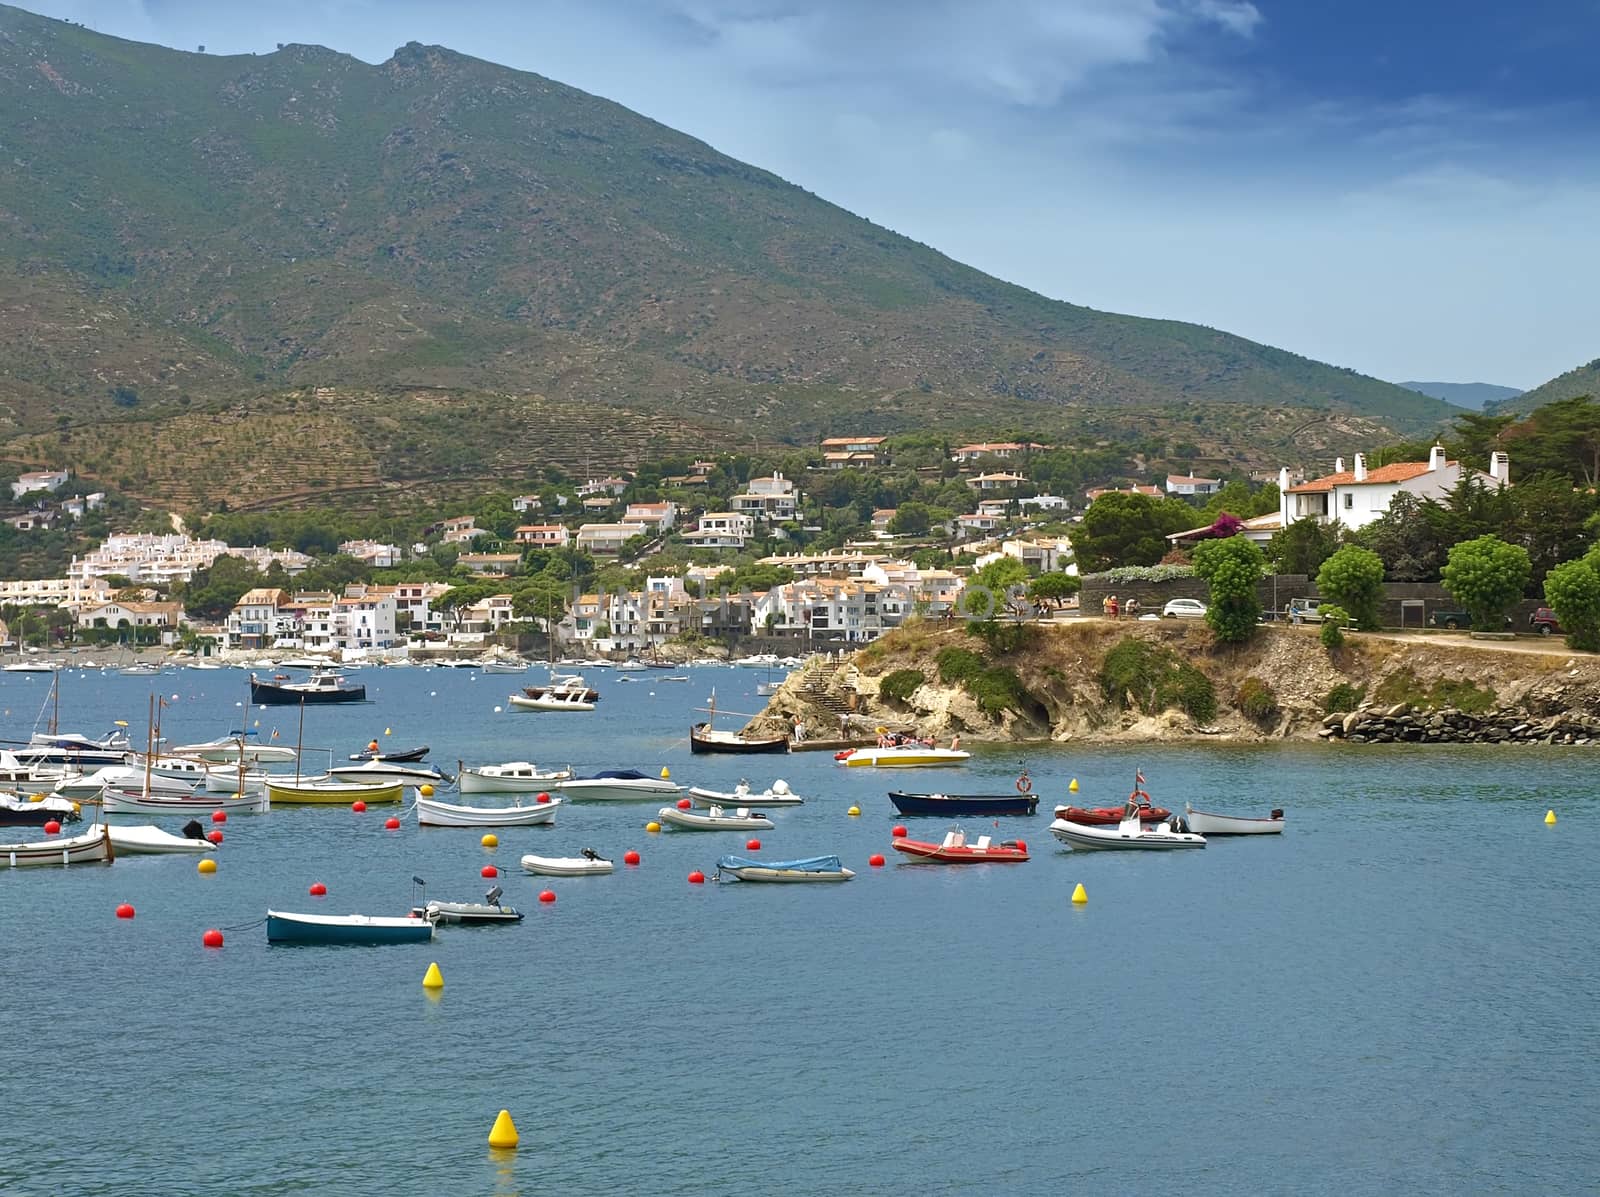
889, 790, 1037, 817
890, 827, 1029, 863
416, 793, 561, 827
347, 744, 431, 763
265, 909, 435, 945
687, 779, 804, 808
410, 882, 524, 924
1, 824, 114, 867
105, 823, 217, 854
520, 849, 614, 876
1050, 807, 1206, 851
715, 854, 854, 883
1183, 804, 1285, 835
656, 804, 775, 832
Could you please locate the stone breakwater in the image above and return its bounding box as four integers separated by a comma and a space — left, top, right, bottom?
1319, 705, 1600, 746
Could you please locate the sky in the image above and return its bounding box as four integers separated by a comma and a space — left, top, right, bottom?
19, 0, 1600, 389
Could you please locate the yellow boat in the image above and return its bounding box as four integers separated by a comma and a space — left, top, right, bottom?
837, 746, 971, 768
266, 780, 405, 805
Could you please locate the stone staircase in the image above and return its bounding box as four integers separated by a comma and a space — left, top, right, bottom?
795, 659, 854, 715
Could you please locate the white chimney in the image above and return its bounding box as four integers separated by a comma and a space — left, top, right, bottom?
1354, 453, 1368, 482
1335, 457, 1345, 473
1429, 444, 1447, 472
1277, 466, 1290, 492
1489, 451, 1510, 484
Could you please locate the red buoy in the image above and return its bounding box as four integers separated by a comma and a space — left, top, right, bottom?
538, 889, 556, 904
892, 825, 907, 838
536, 792, 550, 804
623, 850, 641, 866
115, 902, 135, 919
309, 882, 327, 896
351, 800, 367, 813
207, 829, 224, 844
869, 854, 886, 867
481, 864, 498, 878
688, 870, 705, 885
202, 928, 224, 949
211, 810, 227, 824
745, 838, 761, 851
43, 820, 61, 835
384, 816, 401, 830
676, 798, 692, 810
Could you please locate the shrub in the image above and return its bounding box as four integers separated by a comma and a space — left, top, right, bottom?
1324, 682, 1365, 713
936, 646, 984, 684
1441, 535, 1530, 632
968, 619, 1031, 654
1317, 546, 1385, 630
1193, 534, 1266, 642
1544, 559, 1600, 651
1235, 676, 1279, 724
968, 666, 1031, 718
1319, 604, 1347, 649
1083, 564, 1198, 585
879, 669, 926, 704
1099, 637, 1217, 723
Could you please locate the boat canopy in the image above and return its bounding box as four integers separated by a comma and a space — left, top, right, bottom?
717, 854, 844, 873
588, 769, 651, 780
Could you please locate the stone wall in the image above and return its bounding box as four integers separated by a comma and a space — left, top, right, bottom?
1320, 706, 1600, 745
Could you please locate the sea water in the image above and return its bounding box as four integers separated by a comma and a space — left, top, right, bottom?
0, 665, 1594, 1195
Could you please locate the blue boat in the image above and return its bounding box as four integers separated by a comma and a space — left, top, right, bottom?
265, 909, 435, 945
887, 790, 1038, 817
716, 854, 855, 883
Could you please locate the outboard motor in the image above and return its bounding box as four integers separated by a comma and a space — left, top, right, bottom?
1270, 808, 1285, 820
182, 819, 205, 841
485, 884, 503, 907
581, 847, 600, 861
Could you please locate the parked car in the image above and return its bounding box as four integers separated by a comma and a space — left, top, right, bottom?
1162, 598, 1208, 619
1429, 609, 1512, 631
1530, 607, 1564, 636
1285, 598, 1324, 623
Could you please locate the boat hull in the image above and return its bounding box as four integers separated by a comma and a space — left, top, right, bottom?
266, 781, 404, 805
249, 679, 367, 705
1, 825, 113, 867
557, 779, 684, 802
838, 748, 970, 768
1049, 818, 1206, 851
329, 763, 450, 787
890, 837, 1029, 863
1055, 804, 1171, 826
520, 854, 614, 876
1183, 805, 1285, 835
888, 791, 1037, 817
417, 796, 560, 827
412, 900, 524, 923
266, 910, 434, 944
718, 866, 854, 883
106, 824, 216, 854
687, 786, 804, 808
689, 724, 790, 754
457, 765, 572, 793
103, 789, 270, 815
656, 806, 774, 831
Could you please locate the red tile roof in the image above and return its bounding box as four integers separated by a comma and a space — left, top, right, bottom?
1285, 461, 1442, 494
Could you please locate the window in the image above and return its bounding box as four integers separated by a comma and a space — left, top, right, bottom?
1343, 493, 1353, 510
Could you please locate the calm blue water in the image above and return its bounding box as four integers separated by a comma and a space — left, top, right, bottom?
1, 664, 1594, 1195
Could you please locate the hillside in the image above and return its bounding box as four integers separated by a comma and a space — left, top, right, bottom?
1399, 381, 1523, 410
0, 4, 1453, 502
1491, 359, 1600, 415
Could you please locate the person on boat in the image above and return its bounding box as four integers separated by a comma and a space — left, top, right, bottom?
367, 738, 380, 755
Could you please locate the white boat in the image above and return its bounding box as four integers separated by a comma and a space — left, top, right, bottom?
170, 734, 300, 764
657, 804, 775, 831
457, 761, 575, 793
99, 770, 200, 798
413, 898, 524, 924
329, 759, 452, 787
836, 745, 971, 768
201, 768, 274, 795
613, 659, 647, 672
507, 690, 596, 712
105, 823, 217, 854
1, 824, 114, 866
1049, 809, 1206, 851
118, 662, 163, 676
688, 780, 804, 808
1183, 804, 1285, 835
417, 794, 561, 827
520, 850, 614, 876
715, 854, 854, 882
3, 661, 58, 673
733, 654, 780, 668
103, 788, 270, 815
478, 658, 529, 674
556, 770, 684, 801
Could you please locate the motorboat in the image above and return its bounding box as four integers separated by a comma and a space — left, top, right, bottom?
733, 654, 780, 668
416, 793, 561, 827
266, 910, 435, 945
520, 849, 614, 877
457, 761, 574, 793
265, 779, 403, 805
1054, 803, 1171, 826
22, 729, 132, 768
347, 744, 430, 763
118, 662, 163, 676
3, 660, 57, 673
656, 804, 775, 832
103, 787, 270, 815
0, 790, 81, 827
556, 770, 684, 801
889, 790, 1038, 817
250, 670, 367, 705
890, 828, 1029, 863
689, 722, 790, 754
715, 854, 854, 882
1, 824, 114, 867
1050, 808, 1206, 851
507, 690, 596, 712
105, 823, 217, 854
835, 745, 970, 768
412, 897, 524, 924
329, 759, 452, 787
613, 659, 647, 673
478, 658, 530, 675
169, 733, 300, 764
687, 779, 804, 808
1183, 804, 1285, 835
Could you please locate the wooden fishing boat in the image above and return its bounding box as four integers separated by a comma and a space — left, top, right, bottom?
689, 723, 790, 754
656, 804, 775, 832
266, 779, 403, 805
457, 761, 574, 793
688, 780, 804, 808
890, 828, 1029, 863
889, 790, 1037, 817
1, 823, 114, 867
416, 793, 560, 827
520, 850, 614, 876
103, 787, 270, 815
715, 854, 854, 883
265, 909, 435, 945
1183, 804, 1285, 835
250, 670, 367, 705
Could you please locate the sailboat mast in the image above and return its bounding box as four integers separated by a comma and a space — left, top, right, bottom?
50, 672, 58, 737
295, 697, 306, 784
143, 694, 155, 797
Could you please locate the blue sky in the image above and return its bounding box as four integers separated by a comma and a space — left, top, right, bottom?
20, 0, 1600, 388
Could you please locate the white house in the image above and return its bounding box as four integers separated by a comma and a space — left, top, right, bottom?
227, 587, 294, 650
576, 522, 648, 555
732, 473, 800, 522
10, 470, 69, 501
966, 472, 1027, 491
681, 512, 753, 550
393, 582, 453, 634
1166, 474, 1222, 496
331, 586, 399, 652
624, 501, 677, 531
1280, 446, 1510, 532
338, 539, 402, 568
957, 512, 1002, 537
577, 476, 630, 498
76, 600, 181, 645
514, 524, 571, 548
976, 498, 1011, 519
512, 494, 542, 513
951, 442, 1045, 462
437, 516, 480, 544
1018, 494, 1069, 512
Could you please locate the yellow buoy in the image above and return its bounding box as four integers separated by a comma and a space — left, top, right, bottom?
660, 766, 671, 779
1071, 882, 1088, 904
847, 805, 861, 817
481, 833, 498, 848
1069, 778, 1079, 793
385, 728, 392, 736
646, 821, 661, 833
419, 784, 435, 797
1545, 809, 1557, 825
422, 962, 444, 990
197, 858, 217, 875
487, 1108, 519, 1149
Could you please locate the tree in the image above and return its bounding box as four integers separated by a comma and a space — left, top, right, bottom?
1027, 571, 1081, 610
887, 502, 932, 536
180, 554, 265, 619
1507, 471, 1596, 585
1269, 518, 1343, 578
1316, 545, 1385, 630
1441, 535, 1531, 630
1543, 560, 1600, 652
1193, 535, 1265, 642
1352, 493, 1449, 582
972, 556, 1030, 593
1068, 492, 1194, 572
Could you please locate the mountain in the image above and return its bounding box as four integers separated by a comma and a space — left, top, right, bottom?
1488, 359, 1600, 416
0, 5, 1455, 508
1398, 381, 1523, 410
